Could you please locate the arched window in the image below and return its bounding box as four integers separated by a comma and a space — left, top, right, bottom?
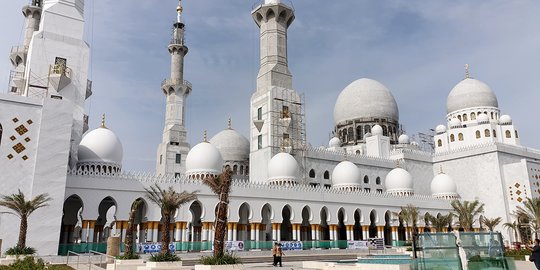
505, 130, 511, 138
484, 129, 490, 137
450, 134, 455, 142
324, 171, 330, 180
490, 112, 494, 119
342, 129, 347, 142
364, 176, 369, 184
364, 125, 371, 134
0, 124, 3, 145
240, 165, 244, 175
515, 130, 519, 138
476, 130, 481, 139
463, 114, 468, 121
458, 133, 464, 141
348, 127, 354, 142
457, 115, 462, 121
493, 130, 496, 138
471, 112, 476, 120
437, 139, 442, 147
309, 169, 316, 178
233, 165, 238, 174
356, 126, 363, 140
382, 126, 388, 136
376, 177, 381, 185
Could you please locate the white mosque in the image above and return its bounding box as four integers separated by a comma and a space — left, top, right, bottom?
1, 0, 540, 256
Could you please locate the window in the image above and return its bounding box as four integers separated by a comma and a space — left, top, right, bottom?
493, 130, 496, 138
437, 139, 442, 147
175, 154, 181, 164
491, 112, 494, 119
364, 175, 369, 184
309, 169, 316, 178
463, 114, 468, 121
356, 126, 363, 140
476, 130, 481, 139
471, 112, 476, 120
376, 177, 381, 185
257, 107, 262, 120
382, 125, 388, 136
364, 125, 371, 134
376, 189, 383, 194
505, 130, 511, 138
160, 155, 163, 165
485, 129, 490, 137
257, 135, 262, 149
281, 106, 289, 118
515, 130, 519, 138
364, 188, 371, 193
324, 184, 331, 189
175, 173, 181, 178
324, 171, 330, 180
233, 165, 238, 174
457, 115, 462, 121
348, 127, 354, 142
450, 134, 455, 142
458, 133, 464, 141
342, 129, 348, 142
309, 183, 319, 188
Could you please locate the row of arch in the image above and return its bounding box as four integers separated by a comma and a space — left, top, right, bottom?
449, 111, 499, 122
337, 124, 398, 144
438, 129, 518, 147
77, 164, 121, 174
308, 168, 382, 185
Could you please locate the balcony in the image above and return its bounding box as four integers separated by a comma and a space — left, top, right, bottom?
161, 79, 192, 94
49, 64, 72, 91
10, 46, 28, 66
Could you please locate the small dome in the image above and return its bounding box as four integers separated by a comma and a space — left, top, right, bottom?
431, 172, 458, 199
332, 161, 361, 190
78, 126, 123, 166
372, 125, 383, 136
268, 152, 298, 185
499, 115, 512, 125
398, 134, 410, 144
334, 78, 399, 125
210, 128, 249, 161
446, 78, 498, 114
435, 125, 447, 134
385, 167, 413, 196
449, 118, 462, 128
476, 113, 489, 124
186, 142, 224, 179
329, 136, 341, 148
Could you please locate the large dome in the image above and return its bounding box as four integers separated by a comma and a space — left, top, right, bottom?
210, 128, 249, 161
186, 142, 224, 179
331, 161, 361, 190
333, 78, 399, 125
446, 78, 498, 114
431, 172, 458, 199
268, 152, 298, 185
385, 167, 413, 196
78, 126, 123, 166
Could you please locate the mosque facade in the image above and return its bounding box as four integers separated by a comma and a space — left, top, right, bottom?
1, 0, 539, 256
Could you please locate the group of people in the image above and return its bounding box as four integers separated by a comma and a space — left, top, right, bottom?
272, 242, 284, 267
530, 239, 540, 269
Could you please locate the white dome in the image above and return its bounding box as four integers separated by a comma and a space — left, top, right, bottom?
431, 172, 458, 199
334, 78, 399, 125
385, 167, 413, 195
446, 78, 498, 114
435, 125, 447, 134
398, 134, 410, 144
210, 129, 249, 161
499, 115, 512, 125
449, 118, 462, 128
329, 136, 341, 148
331, 161, 361, 189
268, 152, 298, 184
372, 125, 383, 136
186, 142, 224, 178
476, 113, 489, 124
78, 126, 123, 166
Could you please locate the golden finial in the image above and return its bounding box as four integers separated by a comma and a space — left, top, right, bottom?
100, 114, 106, 128
227, 117, 232, 129
465, 64, 470, 79
176, 0, 183, 23
203, 130, 208, 142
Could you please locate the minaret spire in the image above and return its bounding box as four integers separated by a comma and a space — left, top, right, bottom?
156, 1, 192, 177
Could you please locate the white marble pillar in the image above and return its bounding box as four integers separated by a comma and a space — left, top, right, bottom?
202, 223, 208, 242
232, 223, 237, 241
272, 224, 277, 241
250, 225, 256, 242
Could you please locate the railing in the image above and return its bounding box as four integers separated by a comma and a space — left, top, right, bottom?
66, 250, 116, 270
89, 250, 116, 269
161, 78, 192, 89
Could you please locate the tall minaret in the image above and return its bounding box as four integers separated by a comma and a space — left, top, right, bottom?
156, 0, 191, 177
249, 0, 306, 183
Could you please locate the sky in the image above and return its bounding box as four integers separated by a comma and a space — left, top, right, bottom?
1, 0, 539, 172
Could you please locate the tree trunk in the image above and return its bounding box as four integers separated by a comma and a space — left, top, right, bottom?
161, 214, 171, 255
124, 209, 137, 256
213, 192, 229, 257
18, 214, 27, 248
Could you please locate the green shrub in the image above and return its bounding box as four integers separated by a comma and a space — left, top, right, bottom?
505, 248, 531, 261
0, 257, 72, 270
116, 253, 140, 260
200, 253, 242, 265
405, 247, 413, 251
148, 252, 180, 262
5, 246, 36, 255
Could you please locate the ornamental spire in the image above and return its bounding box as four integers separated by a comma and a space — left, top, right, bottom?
176, 0, 183, 23
203, 130, 208, 142
100, 114, 106, 128
465, 64, 470, 79
227, 117, 232, 129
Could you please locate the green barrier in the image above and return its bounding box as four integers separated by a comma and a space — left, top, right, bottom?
58, 242, 125, 255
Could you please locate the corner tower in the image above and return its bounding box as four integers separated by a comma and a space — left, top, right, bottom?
249, 0, 306, 183
156, 0, 191, 177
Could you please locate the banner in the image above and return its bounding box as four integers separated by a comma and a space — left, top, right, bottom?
368, 238, 384, 250
138, 243, 176, 253
280, 241, 303, 251
225, 241, 244, 251
347, 240, 368, 250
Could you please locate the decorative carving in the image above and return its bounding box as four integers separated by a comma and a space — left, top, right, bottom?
13, 143, 26, 154
15, 125, 28, 135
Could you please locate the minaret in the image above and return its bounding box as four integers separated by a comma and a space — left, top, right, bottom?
156, 0, 191, 177
249, 0, 306, 183
8, 0, 43, 95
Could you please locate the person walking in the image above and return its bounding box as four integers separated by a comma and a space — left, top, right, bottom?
530, 239, 540, 269
272, 242, 284, 267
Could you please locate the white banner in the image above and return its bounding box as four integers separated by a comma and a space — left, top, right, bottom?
347, 240, 368, 250
138, 243, 176, 253
280, 241, 303, 251
225, 241, 244, 251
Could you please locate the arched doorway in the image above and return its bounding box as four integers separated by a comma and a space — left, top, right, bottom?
261, 204, 273, 241
129, 198, 147, 244
301, 206, 312, 241
280, 205, 293, 241
369, 210, 377, 238
398, 216, 406, 242
238, 203, 251, 241
189, 201, 203, 242
353, 209, 362, 240
384, 211, 392, 245
95, 197, 117, 243
337, 208, 347, 241
60, 195, 84, 245
320, 207, 330, 241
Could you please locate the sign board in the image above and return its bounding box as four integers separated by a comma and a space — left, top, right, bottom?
347, 240, 368, 250
368, 238, 384, 250
138, 243, 176, 253
280, 241, 303, 251
225, 241, 244, 251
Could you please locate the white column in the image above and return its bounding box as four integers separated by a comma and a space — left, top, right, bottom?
255, 224, 260, 241
250, 225, 256, 242
152, 224, 159, 243
146, 223, 153, 243
329, 226, 335, 241
311, 226, 316, 240
202, 223, 208, 242
232, 223, 237, 241
347, 226, 352, 241
292, 224, 297, 241
272, 224, 277, 241
362, 226, 368, 240
81, 221, 88, 242
181, 225, 187, 243
175, 223, 182, 242
227, 224, 233, 241
276, 226, 281, 241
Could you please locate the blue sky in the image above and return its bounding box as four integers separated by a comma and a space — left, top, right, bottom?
1, 0, 540, 172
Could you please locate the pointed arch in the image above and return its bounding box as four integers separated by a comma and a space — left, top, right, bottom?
323, 171, 330, 180
476, 130, 481, 139
266, 8, 276, 21
301, 206, 312, 241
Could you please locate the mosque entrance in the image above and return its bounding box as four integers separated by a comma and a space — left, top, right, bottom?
300, 206, 312, 241
280, 205, 293, 241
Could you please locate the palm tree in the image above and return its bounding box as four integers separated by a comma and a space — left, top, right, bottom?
0, 190, 52, 249
145, 185, 197, 255
202, 168, 233, 258
396, 204, 420, 240
450, 199, 485, 231
515, 197, 540, 238
480, 216, 502, 232
425, 213, 453, 232
503, 221, 521, 243
123, 199, 143, 258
